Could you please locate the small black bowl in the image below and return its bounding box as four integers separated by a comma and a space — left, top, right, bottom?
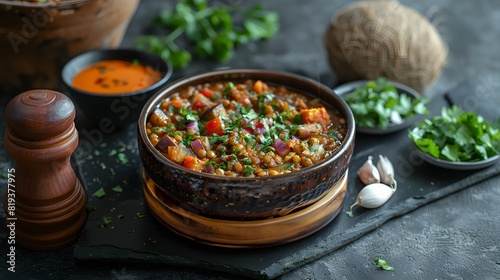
61, 49, 172, 128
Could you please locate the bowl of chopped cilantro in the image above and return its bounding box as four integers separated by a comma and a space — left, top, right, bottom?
409, 106, 500, 170
333, 78, 429, 134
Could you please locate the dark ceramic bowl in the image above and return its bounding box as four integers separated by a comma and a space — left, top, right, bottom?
62, 49, 172, 128
333, 80, 423, 135
138, 69, 355, 220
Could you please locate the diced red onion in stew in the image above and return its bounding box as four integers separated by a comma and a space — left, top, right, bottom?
156, 135, 177, 153
186, 121, 199, 132
273, 139, 290, 157
254, 126, 267, 135
204, 163, 215, 173
190, 139, 204, 152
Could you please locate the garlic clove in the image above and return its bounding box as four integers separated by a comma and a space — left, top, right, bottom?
349, 182, 396, 212
358, 156, 380, 185
377, 155, 397, 189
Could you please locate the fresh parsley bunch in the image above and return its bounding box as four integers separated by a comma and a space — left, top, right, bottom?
409, 106, 500, 162
344, 78, 429, 129
137, 0, 279, 68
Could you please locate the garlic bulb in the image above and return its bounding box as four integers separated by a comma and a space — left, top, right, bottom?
377, 155, 397, 188
358, 156, 380, 185
349, 183, 396, 212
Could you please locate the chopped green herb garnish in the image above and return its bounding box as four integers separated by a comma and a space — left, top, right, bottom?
117, 214, 125, 219
112, 185, 123, 193
86, 205, 97, 212
181, 108, 199, 123
223, 82, 235, 97
181, 134, 195, 146
242, 158, 253, 165
92, 187, 106, 199
292, 114, 303, 124
108, 150, 118, 156
243, 165, 255, 176
117, 153, 129, 165
136, 212, 146, 218
374, 258, 394, 271
208, 134, 228, 144
345, 78, 429, 129
409, 106, 500, 162
152, 124, 175, 134
98, 216, 113, 228
1, 172, 8, 179
241, 106, 259, 120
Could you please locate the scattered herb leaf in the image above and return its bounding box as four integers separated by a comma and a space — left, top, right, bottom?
92, 187, 106, 199
346, 211, 353, 217
374, 258, 395, 271
117, 214, 125, 219
112, 185, 123, 193
102, 216, 112, 225
117, 153, 129, 164
86, 205, 98, 212
1, 171, 8, 179
136, 212, 146, 218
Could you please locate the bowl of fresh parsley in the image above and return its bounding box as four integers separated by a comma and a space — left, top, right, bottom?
409, 106, 500, 170
333, 78, 430, 135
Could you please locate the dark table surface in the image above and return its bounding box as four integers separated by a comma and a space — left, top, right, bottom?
1, 0, 500, 279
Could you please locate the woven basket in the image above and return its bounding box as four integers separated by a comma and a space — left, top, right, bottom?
325, 0, 448, 93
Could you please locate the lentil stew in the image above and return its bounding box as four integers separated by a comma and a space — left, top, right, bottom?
146, 80, 347, 177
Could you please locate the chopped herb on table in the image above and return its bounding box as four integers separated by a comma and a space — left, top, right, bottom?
409, 106, 500, 162
344, 78, 429, 129
92, 187, 106, 199
137, 0, 279, 68
374, 258, 395, 271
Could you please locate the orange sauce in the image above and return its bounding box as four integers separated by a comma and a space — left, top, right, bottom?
72, 60, 162, 94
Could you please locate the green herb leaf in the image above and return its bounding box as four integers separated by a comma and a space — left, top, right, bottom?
136, 212, 146, 218
117, 153, 129, 165
137, 0, 279, 68
92, 187, 106, 199
374, 258, 395, 271
243, 165, 255, 177
112, 185, 123, 193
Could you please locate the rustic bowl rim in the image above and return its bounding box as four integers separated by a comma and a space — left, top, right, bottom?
0, 0, 90, 8
138, 68, 355, 182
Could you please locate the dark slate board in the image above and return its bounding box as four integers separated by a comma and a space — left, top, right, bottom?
73, 79, 500, 279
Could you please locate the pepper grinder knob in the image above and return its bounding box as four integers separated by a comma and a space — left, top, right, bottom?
3, 89, 87, 250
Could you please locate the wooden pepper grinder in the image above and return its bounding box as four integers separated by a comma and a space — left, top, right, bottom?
3, 89, 87, 250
